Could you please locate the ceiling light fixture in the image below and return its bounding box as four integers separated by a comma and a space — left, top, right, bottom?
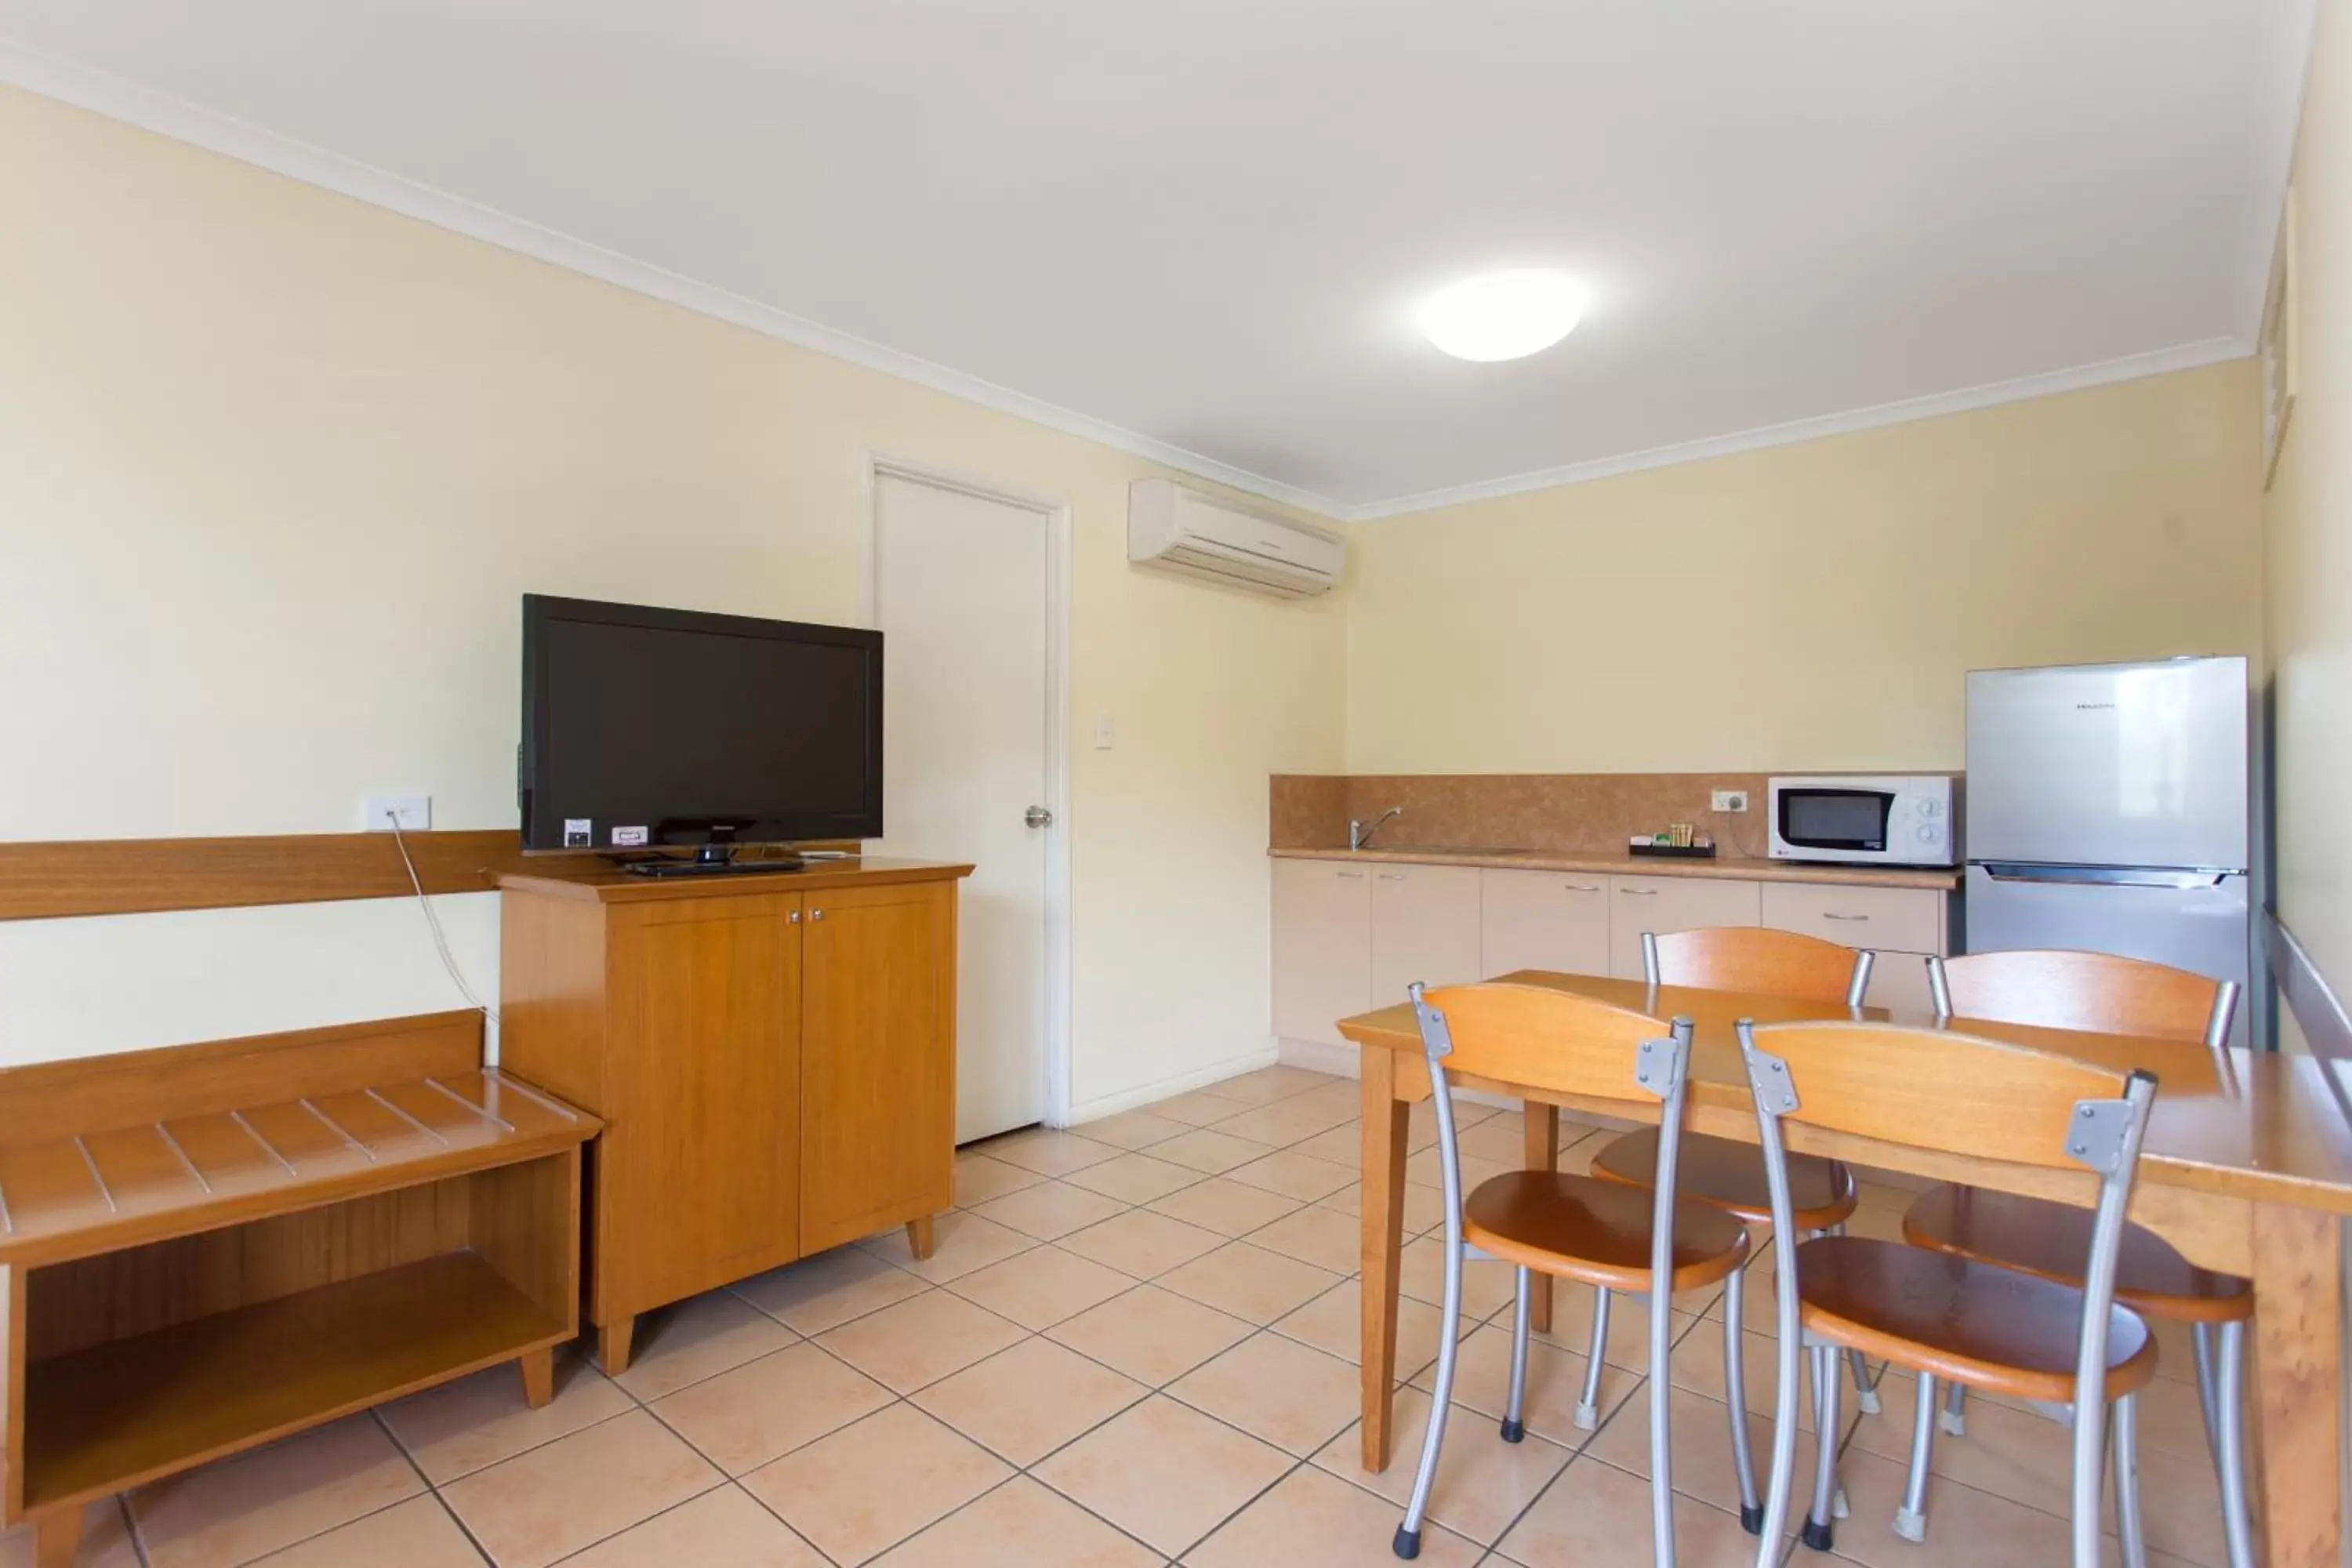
1418, 270, 1588, 361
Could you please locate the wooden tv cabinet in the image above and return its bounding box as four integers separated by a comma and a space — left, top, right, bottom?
498, 856, 971, 1373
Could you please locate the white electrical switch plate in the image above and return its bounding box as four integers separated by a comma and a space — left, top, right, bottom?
1094, 715, 1116, 750
1711, 789, 1748, 813
362, 794, 432, 831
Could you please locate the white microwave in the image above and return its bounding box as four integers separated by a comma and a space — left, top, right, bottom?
1768, 775, 1959, 867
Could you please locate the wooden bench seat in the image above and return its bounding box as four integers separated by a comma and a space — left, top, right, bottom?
0, 1012, 598, 1568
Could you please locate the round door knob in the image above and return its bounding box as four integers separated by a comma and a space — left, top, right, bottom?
1025, 805, 1054, 829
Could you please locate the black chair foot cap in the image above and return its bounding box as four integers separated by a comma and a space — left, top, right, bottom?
1392, 1525, 1422, 1560
1499, 1418, 1525, 1443
1740, 1504, 1765, 1536
1800, 1519, 1835, 1553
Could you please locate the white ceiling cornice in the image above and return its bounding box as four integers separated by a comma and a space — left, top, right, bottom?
0, 40, 1348, 520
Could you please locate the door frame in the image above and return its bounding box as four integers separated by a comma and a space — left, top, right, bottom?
864, 454, 1076, 1130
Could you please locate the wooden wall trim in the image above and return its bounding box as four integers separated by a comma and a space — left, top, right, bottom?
0, 832, 844, 923
2270, 908, 2352, 1062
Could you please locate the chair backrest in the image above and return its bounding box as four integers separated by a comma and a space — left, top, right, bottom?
1645, 925, 1872, 1008
1408, 981, 1688, 1109
1929, 949, 2238, 1049
1734, 1015, 2158, 1567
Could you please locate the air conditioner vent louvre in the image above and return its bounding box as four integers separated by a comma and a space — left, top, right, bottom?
1127, 478, 1343, 600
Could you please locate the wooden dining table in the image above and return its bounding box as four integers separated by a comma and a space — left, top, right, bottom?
1338, 970, 2352, 1568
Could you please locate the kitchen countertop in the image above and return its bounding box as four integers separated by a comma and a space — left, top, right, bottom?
1269, 844, 1962, 892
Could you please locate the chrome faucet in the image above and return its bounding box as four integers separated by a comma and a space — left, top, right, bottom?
1349, 806, 1403, 851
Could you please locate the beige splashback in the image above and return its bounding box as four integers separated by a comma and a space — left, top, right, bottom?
1272, 772, 1775, 858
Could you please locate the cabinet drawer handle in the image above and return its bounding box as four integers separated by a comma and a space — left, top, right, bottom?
1620, 887, 1658, 896
1334, 870, 1367, 879
1563, 883, 1601, 893
1376, 872, 1408, 880
1821, 912, 1870, 922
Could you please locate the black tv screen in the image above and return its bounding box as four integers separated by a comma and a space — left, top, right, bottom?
521, 595, 883, 851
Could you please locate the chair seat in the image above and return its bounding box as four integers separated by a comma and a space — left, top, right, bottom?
1793, 1236, 2160, 1405
1902, 1185, 2252, 1324
1588, 1129, 1858, 1231
1464, 1170, 1751, 1294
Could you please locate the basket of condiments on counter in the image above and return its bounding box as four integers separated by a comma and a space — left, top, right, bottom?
1628, 824, 1717, 859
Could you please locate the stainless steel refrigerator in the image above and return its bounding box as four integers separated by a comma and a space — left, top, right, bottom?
1964, 656, 2252, 1046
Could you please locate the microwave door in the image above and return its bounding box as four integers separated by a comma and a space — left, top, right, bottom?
1780, 789, 1893, 854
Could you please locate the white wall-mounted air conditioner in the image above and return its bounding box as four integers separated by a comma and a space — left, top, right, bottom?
1127, 479, 1343, 600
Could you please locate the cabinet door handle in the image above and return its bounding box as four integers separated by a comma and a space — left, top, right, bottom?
1334, 869, 1366, 879
1821, 912, 1870, 922
1376, 872, 1408, 880
788, 909, 801, 924
1620, 887, 1658, 896
811, 908, 826, 921
1563, 883, 1602, 893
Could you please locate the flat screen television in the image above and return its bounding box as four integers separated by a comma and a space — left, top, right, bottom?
521, 595, 883, 870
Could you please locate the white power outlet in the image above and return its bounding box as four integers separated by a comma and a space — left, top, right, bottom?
362, 794, 432, 832
1711, 789, 1749, 813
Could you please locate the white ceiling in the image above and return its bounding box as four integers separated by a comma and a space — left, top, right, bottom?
0, 2, 2313, 516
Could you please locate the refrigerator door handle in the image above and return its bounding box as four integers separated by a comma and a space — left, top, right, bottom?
1976, 863, 2231, 891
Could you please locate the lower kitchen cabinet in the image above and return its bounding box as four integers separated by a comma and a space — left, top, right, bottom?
1605, 875, 1762, 979
1369, 862, 1483, 1007
1479, 869, 1610, 978
1271, 857, 1372, 1046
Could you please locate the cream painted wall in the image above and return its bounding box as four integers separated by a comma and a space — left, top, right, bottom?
1345, 361, 2264, 775
2265, 0, 2352, 1044
0, 87, 1347, 1112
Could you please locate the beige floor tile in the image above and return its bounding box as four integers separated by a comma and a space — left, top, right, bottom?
559, 1484, 828, 1567
1290, 1125, 1364, 1167
742, 1404, 1011, 1566
1269, 1280, 1472, 1381
1206, 1098, 1356, 1149
245, 1496, 482, 1566
952, 1152, 1047, 1207
1819, 1443, 2082, 1566
970, 1180, 1130, 1242
381, 1348, 633, 1485
1147, 1127, 1278, 1175
613, 1290, 802, 1401
1406, 1321, 1612, 1450
817, 1287, 1029, 1392
1160, 1240, 1344, 1324
439, 1410, 720, 1568
1147, 1176, 1305, 1236
0, 1501, 138, 1568
869, 1475, 1159, 1568
129, 1414, 425, 1568
948, 1245, 1136, 1330
1142, 1090, 1261, 1127
1169, 1331, 1362, 1455
1457, 1113, 1534, 1163
1062, 1152, 1208, 1204
1528, 1279, 1688, 1374
858, 1210, 1036, 1283
1397, 1235, 1519, 1318
1283, 1081, 1370, 1120
982, 1129, 1124, 1177
1405, 1145, 1522, 1193
1058, 1207, 1228, 1279
1663, 1318, 1826, 1433
1225, 1149, 1357, 1202
1585, 1381, 1792, 1519
1244, 1203, 1363, 1273
1312, 1386, 1572, 1546
1190, 1464, 1482, 1567
1494, 1455, 1766, 1566
913, 1336, 1149, 1465
1069, 1109, 1193, 1152
732, 1244, 932, 1335
1197, 1065, 1334, 1105
1046, 1283, 1258, 1385
1034, 1395, 1292, 1556
1314, 1179, 1446, 1233
652, 1341, 895, 1474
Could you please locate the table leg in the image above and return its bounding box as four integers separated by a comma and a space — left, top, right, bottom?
1523, 1101, 1559, 1334
1359, 1048, 1411, 1473
2250, 1203, 2340, 1568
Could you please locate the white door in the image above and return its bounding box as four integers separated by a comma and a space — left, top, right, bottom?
873, 470, 1057, 1142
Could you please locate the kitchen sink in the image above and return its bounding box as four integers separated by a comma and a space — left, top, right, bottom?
1366, 844, 1538, 857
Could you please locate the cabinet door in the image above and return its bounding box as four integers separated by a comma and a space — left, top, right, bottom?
1272, 858, 1373, 1046
1480, 869, 1610, 978
800, 880, 957, 1254
1606, 876, 1762, 979
1370, 863, 1484, 1007
1761, 882, 1947, 1013
604, 893, 800, 1314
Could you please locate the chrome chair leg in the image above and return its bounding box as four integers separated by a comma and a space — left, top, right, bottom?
1393, 1188, 1464, 1559
1821, 1225, 1880, 1414
1574, 1285, 1610, 1430
1502, 1266, 1531, 1443
1722, 1266, 1762, 1534
1940, 1381, 1967, 1436
1804, 1343, 1841, 1552
2215, 1319, 2256, 1568
2114, 1393, 2147, 1568
2191, 1323, 2223, 1473
1894, 1370, 1937, 1541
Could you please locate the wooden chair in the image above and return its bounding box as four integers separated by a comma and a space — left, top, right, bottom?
1904, 949, 2250, 1566
1737, 1018, 2160, 1567
1395, 982, 1751, 1565
1587, 927, 1882, 1419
